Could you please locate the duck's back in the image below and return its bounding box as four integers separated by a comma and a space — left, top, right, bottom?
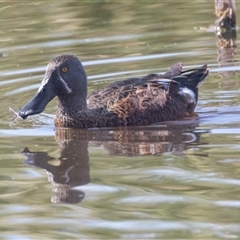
86, 63, 208, 126
87, 62, 183, 109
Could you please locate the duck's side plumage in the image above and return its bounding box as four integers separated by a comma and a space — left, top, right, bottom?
18, 55, 209, 128
83, 62, 208, 128
87, 62, 183, 109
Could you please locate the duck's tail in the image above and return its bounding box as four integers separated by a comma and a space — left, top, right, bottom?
174, 64, 209, 101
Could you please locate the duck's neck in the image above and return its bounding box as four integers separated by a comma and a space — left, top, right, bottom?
55, 96, 121, 128
57, 93, 87, 115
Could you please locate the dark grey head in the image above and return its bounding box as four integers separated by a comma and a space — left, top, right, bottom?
18, 54, 87, 119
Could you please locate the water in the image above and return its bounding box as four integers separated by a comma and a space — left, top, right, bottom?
1, 1, 240, 239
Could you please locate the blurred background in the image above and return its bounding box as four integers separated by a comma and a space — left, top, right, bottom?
0, 1, 240, 239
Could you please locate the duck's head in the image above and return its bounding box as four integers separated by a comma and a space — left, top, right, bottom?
18, 54, 87, 119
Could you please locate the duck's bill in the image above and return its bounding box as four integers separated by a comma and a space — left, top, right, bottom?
18, 82, 57, 119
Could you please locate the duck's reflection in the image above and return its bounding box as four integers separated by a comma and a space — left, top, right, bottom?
22, 121, 208, 204
215, 0, 237, 76
22, 137, 90, 204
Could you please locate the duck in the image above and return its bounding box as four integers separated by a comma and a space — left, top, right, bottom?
18, 54, 209, 128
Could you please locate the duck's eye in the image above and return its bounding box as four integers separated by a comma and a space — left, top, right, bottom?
62, 67, 68, 73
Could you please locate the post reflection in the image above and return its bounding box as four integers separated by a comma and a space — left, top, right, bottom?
22, 121, 208, 204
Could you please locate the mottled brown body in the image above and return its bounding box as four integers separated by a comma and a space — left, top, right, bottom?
55, 63, 208, 128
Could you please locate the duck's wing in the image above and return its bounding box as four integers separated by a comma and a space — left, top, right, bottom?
107, 64, 208, 125
161, 62, 183, 78
87, 62, 184, 109
87, 74, 162, 109
103, 78, 182, 125
107, 78, 179, 112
